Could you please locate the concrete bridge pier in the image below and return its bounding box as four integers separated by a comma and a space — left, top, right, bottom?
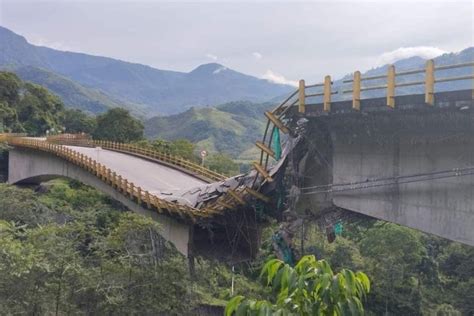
298, 102, 474, 246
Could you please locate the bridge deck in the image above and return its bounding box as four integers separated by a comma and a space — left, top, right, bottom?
66, 146, 206, 195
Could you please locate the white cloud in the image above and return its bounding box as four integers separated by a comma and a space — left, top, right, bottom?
205, 53, 218, 61
262, 70, 298, 87
377, 46, 447, 65
213, 66, 227, 74
252, 52, 263, 60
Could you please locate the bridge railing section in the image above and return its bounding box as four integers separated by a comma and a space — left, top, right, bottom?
46, 133, 92, 144
296, 60, 474, 113
0, 133, 28, 142
95, 140, 227, 182
9, 136, 261, 218
6, 137, 219, 222
250, 89, 298, 188
45, 134, 226, 182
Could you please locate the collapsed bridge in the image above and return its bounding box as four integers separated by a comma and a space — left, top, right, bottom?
2, 59, 474, 261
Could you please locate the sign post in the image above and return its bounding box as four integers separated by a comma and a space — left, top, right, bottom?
200, 150, 207, 167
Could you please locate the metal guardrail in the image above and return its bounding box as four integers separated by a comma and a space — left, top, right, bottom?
296, 60, 474, 112
45, 134, 226, 182
6, 136, 221, 222
0, 133, 28, 141
6, 135, 254, 218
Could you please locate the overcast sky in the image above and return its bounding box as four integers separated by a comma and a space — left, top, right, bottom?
0, 0, 472, 85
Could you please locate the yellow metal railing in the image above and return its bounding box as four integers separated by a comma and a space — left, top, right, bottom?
45, 134, 226, 182
7, 134, 250, 216
0, 133, 28, 141
6, 136, 221, 222
46, 133, 91, 143
298, 60, 474, 112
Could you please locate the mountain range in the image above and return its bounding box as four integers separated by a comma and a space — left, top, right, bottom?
0, 26, 292, 116
145, 47, 473, 161
1, 25, 472, 161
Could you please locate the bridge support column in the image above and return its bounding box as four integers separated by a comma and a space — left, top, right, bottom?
187, 225, 196, 278
298, 104, 474, 246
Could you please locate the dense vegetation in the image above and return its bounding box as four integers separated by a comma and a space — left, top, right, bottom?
93, 108, 144, 143
0, 182, 267, 315
252, 220, 474, 315
0, 71, 64, 135
145, 101, 272, 161
12, 66, 136, 115
227, 255, 370, 315
0, 71, 144, 141
0, 181, 471, 315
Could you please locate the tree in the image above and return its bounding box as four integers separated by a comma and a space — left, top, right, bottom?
93, 108, 143, 142
0, 72, 21, 105
0, 101, 22, 132
62, 109, 97, 134
0, 72, 64, 134
359, 224, 426, 315
16, 82, 65, 136
225, 255, 370, 315
169, 139, 197, 162
206, 153, 239, 176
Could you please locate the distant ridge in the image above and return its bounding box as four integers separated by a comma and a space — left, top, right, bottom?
11, 66, 143, 115
0, 26, 293, 116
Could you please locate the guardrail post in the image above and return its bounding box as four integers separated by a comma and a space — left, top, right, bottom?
106, 168, 112, 184
298, 79, 305, 113
123, 179, 129, 196
151, 195, 161, 213
387, 65, 395, 108
425, 59, 435, 105
323, 75, 332, 112
99, 164, 104, 179
145, 191, 151, 208
352, 71, 361, 110
137, 186, 142, 204
117, 175, 122, 192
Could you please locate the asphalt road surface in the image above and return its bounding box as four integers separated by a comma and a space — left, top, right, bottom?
67, 146, 206, 195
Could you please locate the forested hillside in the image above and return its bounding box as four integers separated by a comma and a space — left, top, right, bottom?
0, 181, 267, 315
145, 101, 272, 160
13, 66, 143, 115
0, 71, 64, 135
0, 181, 472, 315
